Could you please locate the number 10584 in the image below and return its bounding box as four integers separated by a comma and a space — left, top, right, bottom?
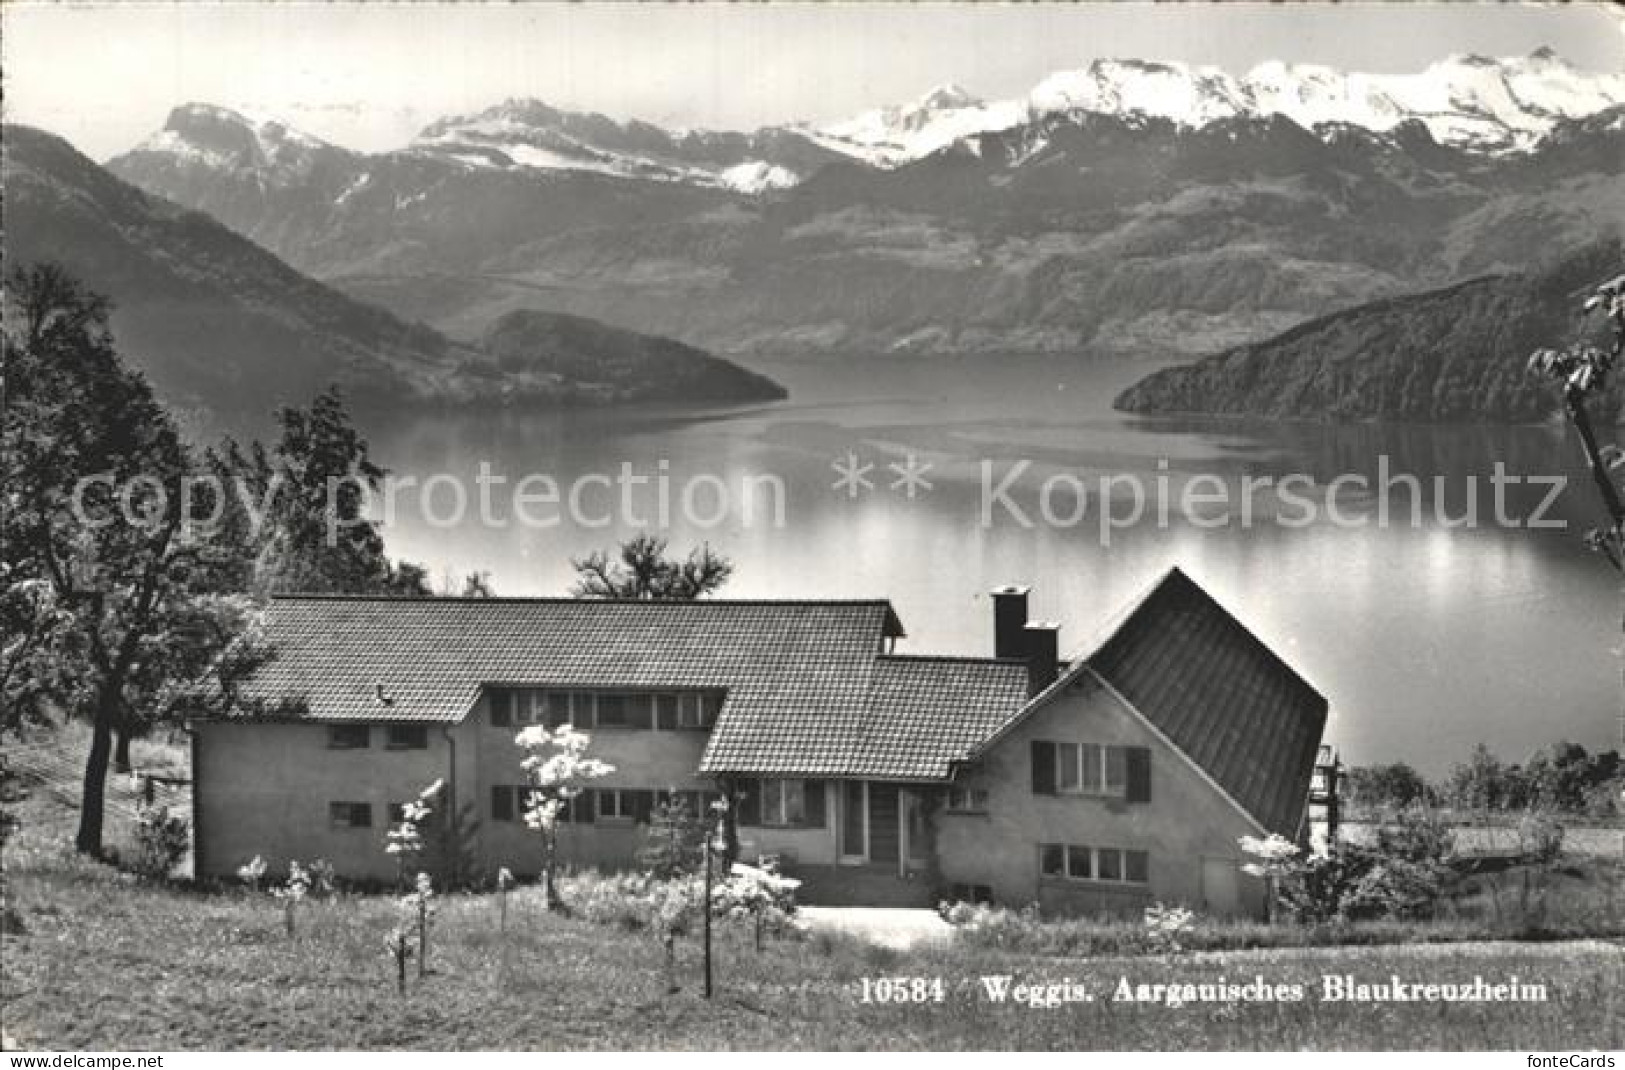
858, 977, 946, 1003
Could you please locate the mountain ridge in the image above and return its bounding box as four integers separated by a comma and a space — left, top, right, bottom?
102, 56, 1625, 366
110, 50, 1625, 188
1111, 242, 1625, 423
3, 124, 785, 418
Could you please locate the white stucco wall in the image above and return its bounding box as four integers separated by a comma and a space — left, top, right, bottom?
935, 671, 1270, 918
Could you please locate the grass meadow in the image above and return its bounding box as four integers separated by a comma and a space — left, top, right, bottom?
2, 733, 1623, 1050
2, 828, 1622, 1050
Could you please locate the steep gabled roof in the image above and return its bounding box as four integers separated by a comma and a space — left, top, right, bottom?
1087, 568, 1326, 837
970, 567, 1327, 837
243, 597, 903, 777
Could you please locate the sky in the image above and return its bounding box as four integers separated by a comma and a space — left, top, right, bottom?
4, 1, 1623, 160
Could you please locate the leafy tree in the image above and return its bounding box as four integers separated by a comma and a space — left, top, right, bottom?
437, 570, 495, 597
570, 534, 732, 599
1447, 743, 1519, 812
1, 263, 271, 855
1522, 742, 1622, 813
0, 568, 69, 734
215, 387, 430, 596
1344, 762, 1432, 811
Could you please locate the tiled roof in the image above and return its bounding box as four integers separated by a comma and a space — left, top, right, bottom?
240, 569, 1326, 811
844, 656, 1033, 780
242, 599, 904, 774
1086, 567, 1328, 837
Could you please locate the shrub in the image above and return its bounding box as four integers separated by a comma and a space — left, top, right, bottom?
1143, 903, 1196, 955
130, 802, 189, 880
712, 860, 801, 950
638, 795, 705, 880
1243, 810, 1458, 923
1517, 812, 1565, 864
272, 860, 311, 937
567, 870, 654, 930
236, 854, 267, 892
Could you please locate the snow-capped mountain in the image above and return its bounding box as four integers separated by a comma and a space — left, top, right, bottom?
805, 84, 1029, 168
120, 99, 831, 197
116, 51, 1620, 198
814, 49, 1625, 165
407, 98, 823, 192
126, 102, 360, 177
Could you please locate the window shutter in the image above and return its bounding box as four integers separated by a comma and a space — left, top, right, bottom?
804, 781, 826, 826
492, 785, 513, 822
1031, 740, 1056, 795
737, 780, 761, 826
1125, 747, 1152, 803
633, 790, 654, 824
573, 790, 595, 824
656, 695, 678, 730
489, 689, 511, 728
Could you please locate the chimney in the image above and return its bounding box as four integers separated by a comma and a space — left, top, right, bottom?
1023, 622, 1060, 697
991, 585, 1031, 660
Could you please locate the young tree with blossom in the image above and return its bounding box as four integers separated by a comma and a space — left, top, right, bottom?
384, 778, 443, 889
1238, 833, 1301, 924
515, 725, 614, 909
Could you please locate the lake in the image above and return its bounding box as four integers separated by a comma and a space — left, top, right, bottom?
367, 354, 1624, 776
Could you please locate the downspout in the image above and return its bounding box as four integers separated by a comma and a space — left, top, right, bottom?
186, 721, 202, 882
440, 726, 459, 888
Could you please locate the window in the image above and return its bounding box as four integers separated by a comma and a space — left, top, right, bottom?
1067, 845, 1093, 879
702, 692, 725, 725
1039, 843, 1149, 886
1105, 746, 1128, 794
1058, 744, 1082, 792
669, 692, 721, 729
948, 882, 994, 904
1040, 843, 1065, 877
492, 785, 531, 823
1097, 847, 1121, 881
327, 725, 369, 749
595, 789, 655, 823
946, 787, 989, 813
1054, 743, 1129, 797
840, 781, 867, 859
596, 693, 628, 728
499, 689, 717, 730
597, 789, 633, 821
329, 802, 372, 829
542, 692, 570, 727
385, 725, 428, 750
759, 779, 807, 826
659, 789, 721, 820
386, 802, 407, 825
